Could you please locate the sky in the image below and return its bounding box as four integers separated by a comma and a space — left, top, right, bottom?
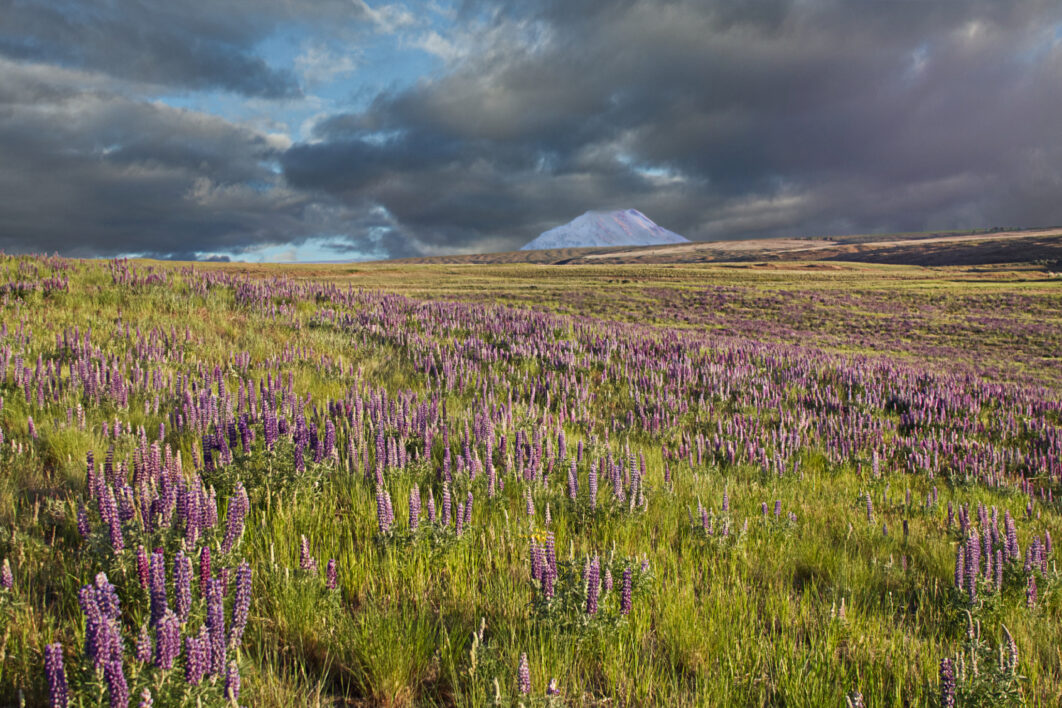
1, 0, 1061, 262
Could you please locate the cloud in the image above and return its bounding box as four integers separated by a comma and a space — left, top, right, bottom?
295, 44, 362, 87
2, 0, 1062, 259
0, 60, 382, 259
282, 0, 1062, 252
0, 0, 381, 98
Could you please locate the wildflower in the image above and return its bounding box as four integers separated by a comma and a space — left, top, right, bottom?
154, 611, 180, 670
300, 535, 317, 573
44, 643, 69, 708
409, 485, 421, 531
518, 652, 531, 695
586, 555, 600, 616
225, 660, 241, 703
206, 578, 227, 675
620, 566, 633, 615
376, 487, 393, 535
135, 624, 152, 663
939, 658, 955, 708
229, 562, 252, 650
199, 546, 212, 589
174, 551, 192, 622
184, 632, 208, 686
77, 505, 91, 540
326, 559, 338, 590
104, 657, 129, 708
149, 551, 168, 627
220, 482, 249, 553
135, 546, 149, 589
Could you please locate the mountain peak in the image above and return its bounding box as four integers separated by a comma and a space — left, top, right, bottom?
520, 209, 688, 251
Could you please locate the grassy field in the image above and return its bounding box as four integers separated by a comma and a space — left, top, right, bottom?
0, 255, 1059, 706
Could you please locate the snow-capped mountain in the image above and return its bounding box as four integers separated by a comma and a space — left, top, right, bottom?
520, 209, 689, 250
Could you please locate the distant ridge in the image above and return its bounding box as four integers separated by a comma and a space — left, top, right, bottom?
520, 209, 689, 250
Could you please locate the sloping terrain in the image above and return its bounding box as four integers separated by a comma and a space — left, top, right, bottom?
386, 227, 1062, 267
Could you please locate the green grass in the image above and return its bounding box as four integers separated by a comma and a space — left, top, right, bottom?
0, 255, 1058, 705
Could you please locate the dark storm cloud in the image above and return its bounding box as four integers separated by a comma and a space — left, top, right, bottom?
284, 0, 1062, 252
0, 61, 373, 259
2, 0, 1062, 259
0, 0, 372, 98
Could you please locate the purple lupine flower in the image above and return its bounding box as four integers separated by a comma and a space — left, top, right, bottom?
138, 689, 153, 708
588, 462, 598, 509
300, 535, 317, 573
94, 572, 121, 621
518, 652, 531, 695
79, 585, 104, 667
953, 543, 965, 590
324, 420, 336, 460
463, 490, 473, 528
547, 678, 560, 696
229, 562, 252, 651
44, 643, 69, 708
442, 483, 452, 526
939, 658, 956, 708
376, 486, 392, 534
149, 551, 168, 627
220, 482, 249, 553
199, 546, 212, 590
184, 632, 208, 686
409, 485, 421, 532
154, 610, 180, 670
620, 566, 633, 615
865, 493, 873, 522
586, 556, 600, 616
542, 565, 555, 600
225, 660, 241, 703
106, 494, 124, 552
206, 578, 227, 676
426, 489, 436, 523
104, 657, 129, 708
995, 549, 1004, 590
774, 500, 782, 518
603, 566, 614, 593
544, 533, 557, 578
1005, 511, 1020, 560
135, 624, 152, 663
568, 459, 578, 500
293, 440, 304, 473
326, 559, 338, 590
529, 540, 542, 583
77, 504, 91, 540
965, 534, 980, 601
135, 546, 150, 589
1027, 574, 1038, 609
0, 558, 12, 590
174, 551, 192, 622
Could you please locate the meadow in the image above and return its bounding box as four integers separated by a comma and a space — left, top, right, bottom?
0, 254, 1060, 706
